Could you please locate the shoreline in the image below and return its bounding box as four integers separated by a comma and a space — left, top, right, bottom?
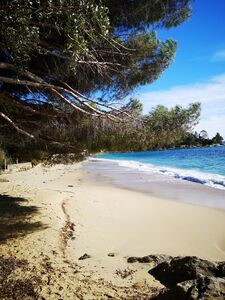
0, 162, 225, 298
85, 159, 225, 210
92, 145, 225, 193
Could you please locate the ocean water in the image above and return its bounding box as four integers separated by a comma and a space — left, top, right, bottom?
94, 146, 225, 190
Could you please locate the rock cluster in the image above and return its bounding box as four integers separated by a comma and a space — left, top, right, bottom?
128, 255, 225, 299
127, 254, 172, 265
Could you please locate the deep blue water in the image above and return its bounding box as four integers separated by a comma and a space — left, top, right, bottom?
95, 146, 225, 189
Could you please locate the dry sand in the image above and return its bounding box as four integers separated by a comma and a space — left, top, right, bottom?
0, 162, 225, 299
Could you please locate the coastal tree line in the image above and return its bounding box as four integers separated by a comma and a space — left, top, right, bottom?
3, 96, 223, 164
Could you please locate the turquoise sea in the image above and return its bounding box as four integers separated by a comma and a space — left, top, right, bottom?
94, 146, 225, 190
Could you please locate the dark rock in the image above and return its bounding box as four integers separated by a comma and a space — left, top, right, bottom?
149, 256, 218, 287
78, 253, 91, 260
218, 262, 225, 277
127, 254, 172, 265
152, 276, 225, 300
127, 257, 138, 263
108, 253, 115, 257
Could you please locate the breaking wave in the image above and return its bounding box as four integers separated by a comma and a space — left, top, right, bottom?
90, 157, 225, 190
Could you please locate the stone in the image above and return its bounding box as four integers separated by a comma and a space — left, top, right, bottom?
149, 256, 218, 287
78, 253, 91, 260
218, 262, 225, 277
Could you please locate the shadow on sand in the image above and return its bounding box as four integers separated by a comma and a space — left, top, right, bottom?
0, 194, 47, 243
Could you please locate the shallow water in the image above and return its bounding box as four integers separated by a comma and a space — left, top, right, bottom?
94, 146, 225, 190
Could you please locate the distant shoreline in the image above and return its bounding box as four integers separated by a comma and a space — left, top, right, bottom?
92, 144, 225, 156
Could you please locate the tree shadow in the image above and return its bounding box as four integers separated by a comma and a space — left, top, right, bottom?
0, 194, 47, 243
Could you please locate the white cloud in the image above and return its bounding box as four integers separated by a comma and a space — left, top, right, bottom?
137, 73, 225, 138
211, 49, 225, 61
140, 73, 225, 109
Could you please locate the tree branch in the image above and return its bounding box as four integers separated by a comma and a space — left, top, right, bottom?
0, 111, 35, 139
0, 62, 132, 122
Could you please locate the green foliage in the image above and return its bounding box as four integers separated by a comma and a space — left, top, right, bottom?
143, 102, 201, 149
212, 132, 223, 145
63, 101, 202, 152
182, 130, 224, 147
0, 0, 109, 69
123, 98, 143, 116
0, 0, 195, 153
1, 100, 205, 161
0, 0, 192, 97
103, 0, 192, 29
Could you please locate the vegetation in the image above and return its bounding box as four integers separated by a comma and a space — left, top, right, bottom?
183, 131, 224, 147
212, 132, 224, 145
1, 98, 203, 161
2, 1, 220, 162
0, 0, 193, 150
83, 101, 202, 152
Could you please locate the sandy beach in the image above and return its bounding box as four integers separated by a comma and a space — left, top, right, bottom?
0, 162, 225, 299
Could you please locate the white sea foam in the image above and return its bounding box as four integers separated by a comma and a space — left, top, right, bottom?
89, 157, 225, 190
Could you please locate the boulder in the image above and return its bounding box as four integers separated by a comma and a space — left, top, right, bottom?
149, 256, 218, 287
152, 276, 225, 300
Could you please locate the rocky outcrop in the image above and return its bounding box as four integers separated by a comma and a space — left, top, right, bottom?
128, 255, 225, 299
147, 256, 225, 300
149, 256, 219, 287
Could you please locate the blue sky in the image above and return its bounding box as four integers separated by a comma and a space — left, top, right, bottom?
133, 0, 225, 138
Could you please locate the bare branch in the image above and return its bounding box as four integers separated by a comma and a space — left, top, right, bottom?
99, 34, 136, 52
50, 89, 94, 116
0, 75, 54, 89
0, 111, 35, 139
0, 62, 45, 83
64, 83, 133, 119
63, 87, 121, 122
0, 63, 132, 122
0, 75, 121, 121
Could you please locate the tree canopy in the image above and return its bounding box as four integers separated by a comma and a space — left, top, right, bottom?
0, 0, 193, 145
212, 133, 223, 145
